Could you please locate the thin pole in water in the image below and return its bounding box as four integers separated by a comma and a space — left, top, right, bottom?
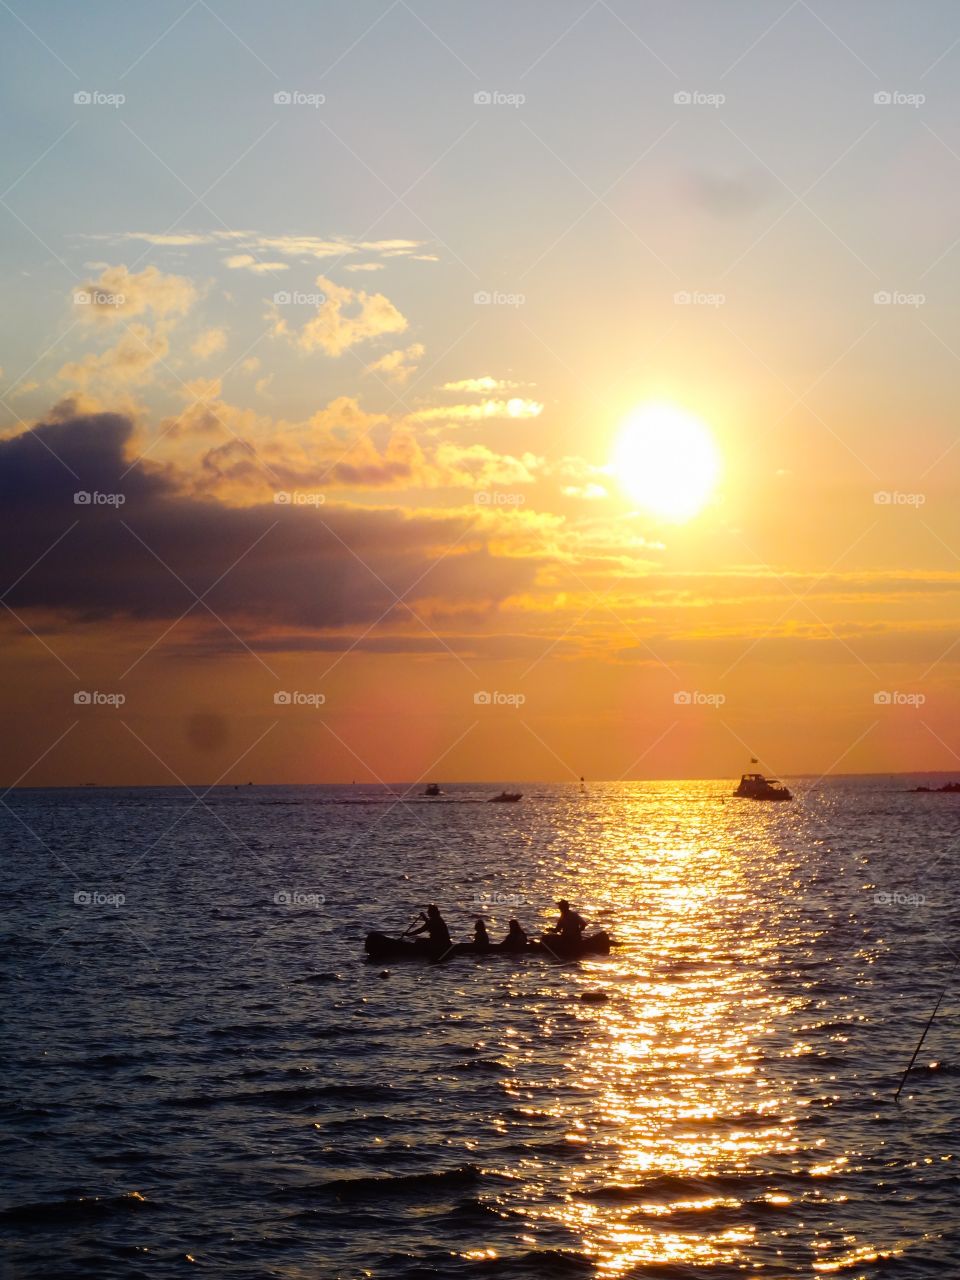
894, 957, 959, 1104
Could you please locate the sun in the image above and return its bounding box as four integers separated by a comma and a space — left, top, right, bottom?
612, 402, 721, 521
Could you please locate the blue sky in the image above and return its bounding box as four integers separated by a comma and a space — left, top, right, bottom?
5, 0, 960, 441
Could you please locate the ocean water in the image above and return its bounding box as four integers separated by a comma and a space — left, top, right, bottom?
2, 778, 958, 1278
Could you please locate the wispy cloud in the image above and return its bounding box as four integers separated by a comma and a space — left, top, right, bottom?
224, 254, 289, 273
366, 343, 425, 385
87, 230, 432, 265
271, 276, 408, 356
410, 398, 543, 423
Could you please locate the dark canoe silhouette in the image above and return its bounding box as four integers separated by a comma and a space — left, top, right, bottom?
489, 791, 522, 803
364, 930, 612, 963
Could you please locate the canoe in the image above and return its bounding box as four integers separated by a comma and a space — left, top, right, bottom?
364, 930, 611, 963
531, 930, 611, 958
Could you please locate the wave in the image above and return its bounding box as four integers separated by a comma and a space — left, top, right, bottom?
165, 1081, 398, 1109
584, 1172, 768, 1202
450, 1058, 511, 1074
1, 1191, 149, 1224
379, 1248, 595, 1278
273, 1164, 481, 1203
206, 1021, 294, 1040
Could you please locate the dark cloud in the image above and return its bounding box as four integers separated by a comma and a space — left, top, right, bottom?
0, 411, 539, 630
198, 439, 415, 491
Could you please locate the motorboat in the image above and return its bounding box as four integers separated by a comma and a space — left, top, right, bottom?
734, 773, 792, 801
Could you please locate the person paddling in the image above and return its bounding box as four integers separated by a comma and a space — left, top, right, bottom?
409, 904, 452, 952
549, 899, 587, 941
472, 916, 491, 951
500, 918, 528, 951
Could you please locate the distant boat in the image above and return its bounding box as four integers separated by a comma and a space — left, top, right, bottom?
423, 783, 442, 797
912, 781, 960, 793
489, 791, 522, 803
734, 772, 792, 801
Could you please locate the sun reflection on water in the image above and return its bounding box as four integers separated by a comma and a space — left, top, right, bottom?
502, 782, 810, 1275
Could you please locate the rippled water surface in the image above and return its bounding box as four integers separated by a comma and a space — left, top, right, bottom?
2, 779, 958, 1278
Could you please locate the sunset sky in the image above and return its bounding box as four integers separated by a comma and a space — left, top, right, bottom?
3, 0, 960, 785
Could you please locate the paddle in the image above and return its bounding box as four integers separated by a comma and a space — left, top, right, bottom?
396, 911, 425, 940
894, 956, 959, 1104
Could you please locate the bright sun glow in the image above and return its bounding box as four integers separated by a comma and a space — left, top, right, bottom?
612, 403, 721, 522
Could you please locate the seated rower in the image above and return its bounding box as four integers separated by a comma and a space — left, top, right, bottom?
548, 899, 587, 940
473, 916, 491, 951
409, 903, 452, 951
500, 918, 528, 951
